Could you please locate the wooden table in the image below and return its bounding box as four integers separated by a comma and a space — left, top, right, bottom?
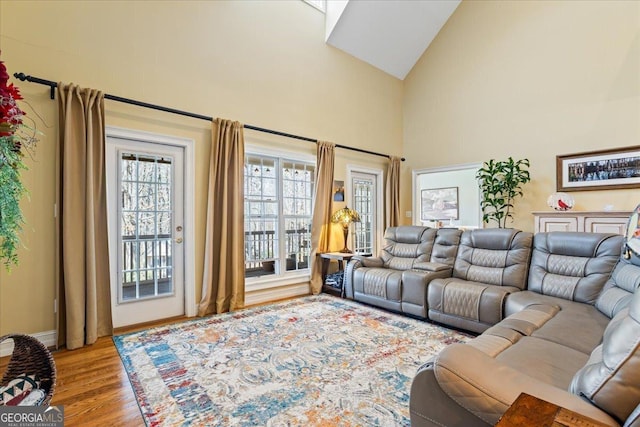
319, 252, 367, 297
496, 393, 611, 427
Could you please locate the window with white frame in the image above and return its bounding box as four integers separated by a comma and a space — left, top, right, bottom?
244, 154, 315, 279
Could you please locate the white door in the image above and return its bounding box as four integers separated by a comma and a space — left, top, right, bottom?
106, 137, 185, 327
348, 168, 383, 255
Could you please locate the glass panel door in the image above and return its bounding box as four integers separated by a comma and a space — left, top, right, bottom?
106, 137, 185, 328
351, 173, 376, 254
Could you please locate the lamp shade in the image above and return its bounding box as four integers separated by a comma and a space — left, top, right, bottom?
331, 207, 361, 253
331, 207, 361, 226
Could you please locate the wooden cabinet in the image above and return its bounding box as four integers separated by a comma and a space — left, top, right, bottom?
533, 211, 630, 235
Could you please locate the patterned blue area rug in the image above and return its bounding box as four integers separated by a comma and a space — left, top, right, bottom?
114, 295, 470, 426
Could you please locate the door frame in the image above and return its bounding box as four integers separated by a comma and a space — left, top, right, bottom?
346, 164, 384, 255
105, 126, 197, 318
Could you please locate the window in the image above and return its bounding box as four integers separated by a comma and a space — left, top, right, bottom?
244, 154, 315, 279
348, 168, 383, 255
120, 153, 174, 300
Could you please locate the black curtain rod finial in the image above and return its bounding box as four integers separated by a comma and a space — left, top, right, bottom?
14, 72, 57, 99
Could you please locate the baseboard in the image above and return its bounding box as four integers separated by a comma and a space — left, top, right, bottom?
244, 282, 310, 307
0, 330, 57, 357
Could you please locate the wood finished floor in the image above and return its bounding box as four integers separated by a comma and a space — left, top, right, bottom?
0, 298, 300, 426
0, 317, 191, 427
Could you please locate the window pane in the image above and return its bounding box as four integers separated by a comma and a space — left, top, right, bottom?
263, 178, 277, 198
122, 182, 136, 211
122, 158, 137, 181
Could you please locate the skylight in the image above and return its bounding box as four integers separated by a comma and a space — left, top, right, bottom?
303, 0, 325, 13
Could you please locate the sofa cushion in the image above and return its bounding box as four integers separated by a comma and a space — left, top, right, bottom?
528, 232, 623, 304
428, 278, 521, 333
453, 229, 532, 290
430, 228, 462, 266
468, 304, 588, 388
466, 304, 558, 357
505, 291, 610, 354
570, 288, 640, 424
352, 267, 402, 301
597, 258, 640, 318
496, 336, 589, 389
497, 303, 559, 336
381, 226, 436, 270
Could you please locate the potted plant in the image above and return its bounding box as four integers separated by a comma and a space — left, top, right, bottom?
0, 54, 36, 270
476, 157, 531, 228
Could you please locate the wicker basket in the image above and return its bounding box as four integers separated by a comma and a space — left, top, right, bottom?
0, 334, 56, 406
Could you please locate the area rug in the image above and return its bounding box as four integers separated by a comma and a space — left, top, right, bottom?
114, 295, 471, 426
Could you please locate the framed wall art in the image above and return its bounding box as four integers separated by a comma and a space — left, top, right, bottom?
333, 180, 345, 201
556, 146, 640, 192
421, 187, 459, 221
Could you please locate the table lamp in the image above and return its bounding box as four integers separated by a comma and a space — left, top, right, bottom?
331, 207, 361, 253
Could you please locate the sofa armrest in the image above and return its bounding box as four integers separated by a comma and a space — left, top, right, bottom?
432, 344, 619, 426
413, 261, 451, 272
353, 256, 383, 268
344, 256, 383, 299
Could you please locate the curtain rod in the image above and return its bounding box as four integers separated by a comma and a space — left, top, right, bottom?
13, 72, 405, 162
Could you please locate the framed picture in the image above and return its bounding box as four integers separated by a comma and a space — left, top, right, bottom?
421, 187, 459, 221
557, 146, 640, 192
333, 180, 345, 201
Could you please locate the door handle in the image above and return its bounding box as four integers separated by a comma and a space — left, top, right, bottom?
175, 237, 183, 244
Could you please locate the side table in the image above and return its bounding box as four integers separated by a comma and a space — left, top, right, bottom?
496, 393, 611, 427
319, 252, 369, 297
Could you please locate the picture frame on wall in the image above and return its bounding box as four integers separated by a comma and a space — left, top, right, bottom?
421, 187, 459, 221
556, 146, 640, 192
333, 180, 345, 201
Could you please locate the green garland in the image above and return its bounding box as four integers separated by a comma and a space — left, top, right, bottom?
0, 135, 27, 270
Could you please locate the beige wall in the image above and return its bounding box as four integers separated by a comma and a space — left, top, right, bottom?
0, 1, 402, 336
3, 0, 637, 337
403, 0, 640, 232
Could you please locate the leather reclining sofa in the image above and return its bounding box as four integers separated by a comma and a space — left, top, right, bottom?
342, 226, 640, 427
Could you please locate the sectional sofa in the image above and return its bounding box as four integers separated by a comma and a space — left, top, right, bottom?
343, 226, 640, 427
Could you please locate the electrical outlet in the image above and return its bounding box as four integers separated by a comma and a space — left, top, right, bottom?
405, 211, 412, 218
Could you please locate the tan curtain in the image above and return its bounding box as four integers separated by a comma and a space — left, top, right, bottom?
56, 83, 112, 350
310, 141, 335, 294
385, 156, 401, 229
199, 119, 245, 316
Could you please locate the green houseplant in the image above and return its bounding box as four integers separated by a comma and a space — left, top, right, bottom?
476, 157, 531, 228
0, 54, 36, 270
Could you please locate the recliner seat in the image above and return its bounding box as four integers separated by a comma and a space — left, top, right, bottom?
427, 228, 533, 333
344, 226, 462, 318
